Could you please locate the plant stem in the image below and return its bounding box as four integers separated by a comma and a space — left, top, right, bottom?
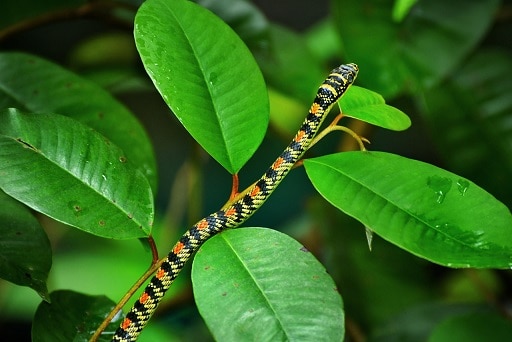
89, 244, 166, 341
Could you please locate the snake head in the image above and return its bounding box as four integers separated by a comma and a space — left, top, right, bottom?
334, 63, 359, 84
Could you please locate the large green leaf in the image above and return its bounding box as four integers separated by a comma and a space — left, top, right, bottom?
0, 190, 51, 300
333, 0, 500, 97
134, 0, 269, 173
422, 50, 512, 208
32, 290, 118, 342
192, 228, 344, 341
0, 52, 157, 190
304, 151, 512, 268
0, 109, 153, 239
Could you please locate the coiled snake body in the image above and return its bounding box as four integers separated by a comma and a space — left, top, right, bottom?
113, 63, 359, 341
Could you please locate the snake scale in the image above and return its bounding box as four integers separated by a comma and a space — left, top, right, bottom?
112, 63, 359, 341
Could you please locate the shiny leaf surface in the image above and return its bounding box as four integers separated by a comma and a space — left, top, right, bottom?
0, 191, 51, 299
135, 0, 269, 173
192, 228, 344, 341
0, 52, 157, 190
305, 151, 512, 268
0, 109, 153, 239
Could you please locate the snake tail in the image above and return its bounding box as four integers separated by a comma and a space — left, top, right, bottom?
112, 63, 358, 341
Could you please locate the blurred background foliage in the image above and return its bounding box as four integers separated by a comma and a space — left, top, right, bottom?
0, 0, 511, 340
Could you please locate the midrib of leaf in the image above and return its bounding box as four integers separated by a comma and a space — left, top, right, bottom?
222, 235, 290, 339
169, 2, 234, 169
4, 130, 147, 230
316, 159, 491, 252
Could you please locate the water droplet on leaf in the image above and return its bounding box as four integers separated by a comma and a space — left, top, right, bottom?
209, 72, 218, 85
456, 179, 470, 196
427, 176, 452, 204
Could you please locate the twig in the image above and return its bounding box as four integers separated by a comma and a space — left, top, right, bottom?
0, 1, 137, 41
89, 251, 167, 341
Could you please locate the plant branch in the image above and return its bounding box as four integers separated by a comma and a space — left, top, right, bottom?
0, 1, 137, 42
308, 111, 369, 151
90, 251, 167, 341
310, 124, 369, 151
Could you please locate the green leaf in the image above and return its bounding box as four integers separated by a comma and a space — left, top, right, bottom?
304, 151, 512, 268
429, 312, 512, 342
333, 0, 500, 97
0, 190, 51, 300
422, 50, 512, 208
0, 52, 157, 190
134, 0, 269, 173
305, 19, 344, 64
192, 228, 344, 341
392, 0, 418, 22
0, 109, 153, 239
340, 86, 411, 131
32, 290, 119, 342
372, 303, 495, 341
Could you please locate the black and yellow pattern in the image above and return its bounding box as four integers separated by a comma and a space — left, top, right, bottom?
112, 64, 359, 341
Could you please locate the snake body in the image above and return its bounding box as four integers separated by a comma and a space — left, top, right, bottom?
112, 63, 358, 341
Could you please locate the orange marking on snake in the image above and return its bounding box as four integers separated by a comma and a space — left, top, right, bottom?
272, 157, 285, 170
225, 208, 237, 216
140, 292, 150, 304
156, 268, 166, 279
310, 102, 321, 115
121, 318, 132, 330
172, 242, 185, 255
250, 185, 261, 197
197, 219, 208, 230
294, 130, 305, 142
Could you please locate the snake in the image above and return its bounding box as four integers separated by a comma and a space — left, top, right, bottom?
112, 63, 358, 341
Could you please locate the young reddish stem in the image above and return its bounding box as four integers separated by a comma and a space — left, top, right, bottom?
148, 235, 159, 265
229, 173, 240, 200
